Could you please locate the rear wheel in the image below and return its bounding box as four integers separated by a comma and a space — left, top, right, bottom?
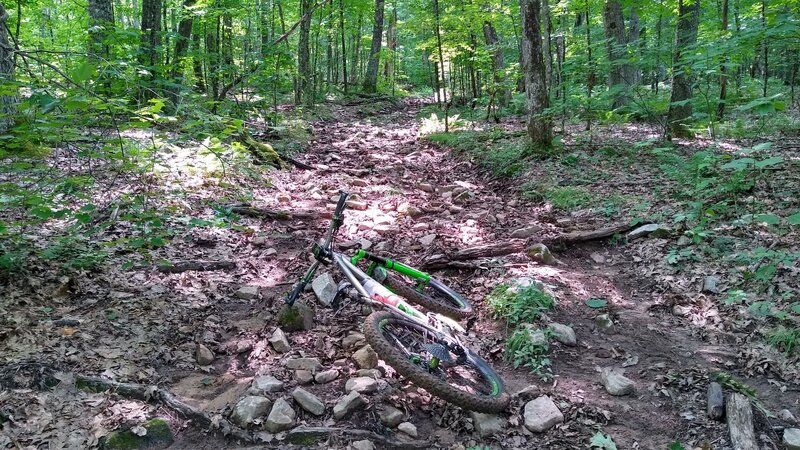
382, 273, 473, 319
363, 311, 509, 413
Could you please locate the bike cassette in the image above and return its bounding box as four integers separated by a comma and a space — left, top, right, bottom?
423, 343, 455, 364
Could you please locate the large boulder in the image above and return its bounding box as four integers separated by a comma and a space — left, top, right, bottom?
265, 398, 296, 433
230, 396, 272, 428
103, 419, 174, 450
523, 396, 564, 433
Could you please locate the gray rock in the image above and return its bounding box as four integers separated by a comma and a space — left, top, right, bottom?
526, 243, 556, 265
314, 369, 339, 384
352, 439, 375, 450
294, 370, 314, 385
470, 411, 504, 437
523, 396, 564, 433
286, 427, 331, 445
525, 326, 548, 346
417, 183, 435, 193
312, 273, 337, 306
252, 375, 284, 393
594, 313, 614, 331
419, 234, 437, 246
231, 396, 272, 428
346, 200, 368, 211
277, 303, 314, 332
397, 422, 418, 438
510, 225, 542, 239
265, 397, 296, 432
352, 345, 379, 369
345, 377, 378, 394
269, 328, 291, 353
702, 276, 720, 294
235, 285, 260, 300
287, 358, 322, 372
453, 190, 473, 204
548, 323, 577, 346
356, 369, 381, 378
506, 277, 545, 295
195, 344, 215, 365
785, 428, 800, 450
589, 252, 605, 264
333, 391, 367, 420
342, 332, 366, 350
379, 405, 404, 427
601, 367, 635, 396
628, 223, 670, 240
780, 409, 798, 424
292, 387, 326, 416
103, 418, 174, 450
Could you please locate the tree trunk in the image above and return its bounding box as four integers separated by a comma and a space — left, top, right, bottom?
627, 8, 641, 85
350, 14, 362, 85
667, 0, 700, 138
171, 0, 195, 84
541, 0, 553, 90
88, 0, 114, 59
717, 0, 729, 119
296, 0, 312, 104
140, 0, 162, 68
520, 0, 552, 147
761, 0, 767, 97
192, 31, 206, 93
363, 0, 385, 93
0, 2, 17, 133
603, 0, 630, 108
339, 0, 348, 93
383, 5, 396, 80
483, 21, 510, 107
433, 0, 448, 131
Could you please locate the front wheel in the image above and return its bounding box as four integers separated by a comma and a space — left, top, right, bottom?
382, 274, 473, 320
363, 311, 509, 413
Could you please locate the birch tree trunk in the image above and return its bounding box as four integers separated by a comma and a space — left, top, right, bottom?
667, 0, 700, 137
363, 0, 385, 93
520, 0, 552, 147
0, 2, 17, 133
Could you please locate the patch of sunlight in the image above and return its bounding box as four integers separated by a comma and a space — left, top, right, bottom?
418, 113, 479, 136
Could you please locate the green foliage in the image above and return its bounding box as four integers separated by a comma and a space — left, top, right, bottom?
425, 130, 528, 178
589, 432, 618, 450
487, 284, 555, 326
767, 326, 800, 356
504, 327, 552, 379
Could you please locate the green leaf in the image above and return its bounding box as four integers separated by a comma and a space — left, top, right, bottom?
585, 298, 608, 309
755, 157, 783, 169
752, 142, 773, 152
669, 443, 686, 450
721, 158, 755, 171
789, 302, 800, 314
747, 301, 773, 318
72, 61, 97, 83
754, 214, 780, 225
786, 212, 800, 225
590, 432, 618, 450
105, 309, 119, 321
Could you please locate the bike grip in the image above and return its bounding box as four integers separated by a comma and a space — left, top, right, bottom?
334, 191, 349, 216
286, 281, 306, 306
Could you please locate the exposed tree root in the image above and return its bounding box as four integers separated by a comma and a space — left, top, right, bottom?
238, 130, 289, 169
229, 205, 323, 220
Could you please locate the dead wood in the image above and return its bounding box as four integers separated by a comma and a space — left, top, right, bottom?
229, 205, 322, 220
155, 260, 237, 273
543, 222, 636, 247
725, 393, 759, 450
422, 240, 526, 269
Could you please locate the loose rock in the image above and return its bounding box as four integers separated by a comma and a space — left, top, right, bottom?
312, 273, 337, 306
628, 223, 670, 239
333, 391, 367, 419
352, 439, 375, 450
510, 225, 542, 239
265, 397, 296, 433
379, 405, 404, 427
707, 382, 725, 421
103, 418, 174, 450
235, 285, 260, 300
470, 411, 504, 437
277, 303, 315, 332
419, 234, 437, 246
252, 375, 284, 393
342, 332, 366, 350
356, 369, 381, 378
292, 387, 326, 416
398, 422, 418, 438
345, 377, 378, 394
352, 345, 379, 369
548, 323, 577, 346
702, 276, 720, 294
314, 369, 339, 384
526, 243, 556, 265
231, 396, 272, 428
523, 396, 564, 433
784, 428, 800, 450
601, 367, 635, 396
287, 357, 323, 372
780, 409, 798, 424
269, 328, 291, 353
294, 370, 314, 385
195, 344, 215, 365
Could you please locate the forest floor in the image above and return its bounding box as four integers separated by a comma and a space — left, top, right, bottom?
1, 98, 799, 450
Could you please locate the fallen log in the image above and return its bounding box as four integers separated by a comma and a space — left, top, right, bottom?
156, 260, 236, 274
726, 393, 760, 450
422, 240, 526, 269
229, 205, 322, 220
543, 222, 636, 247
239, 131, 289, 169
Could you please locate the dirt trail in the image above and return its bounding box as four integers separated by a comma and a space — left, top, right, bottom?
2, 99, 798, 450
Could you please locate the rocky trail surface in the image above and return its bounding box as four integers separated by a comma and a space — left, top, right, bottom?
2, 99, 799, 450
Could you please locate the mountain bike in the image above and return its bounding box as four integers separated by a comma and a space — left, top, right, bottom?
285, 191, 509, 413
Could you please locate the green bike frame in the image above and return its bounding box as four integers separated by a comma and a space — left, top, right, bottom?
350, 249, 431, 288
